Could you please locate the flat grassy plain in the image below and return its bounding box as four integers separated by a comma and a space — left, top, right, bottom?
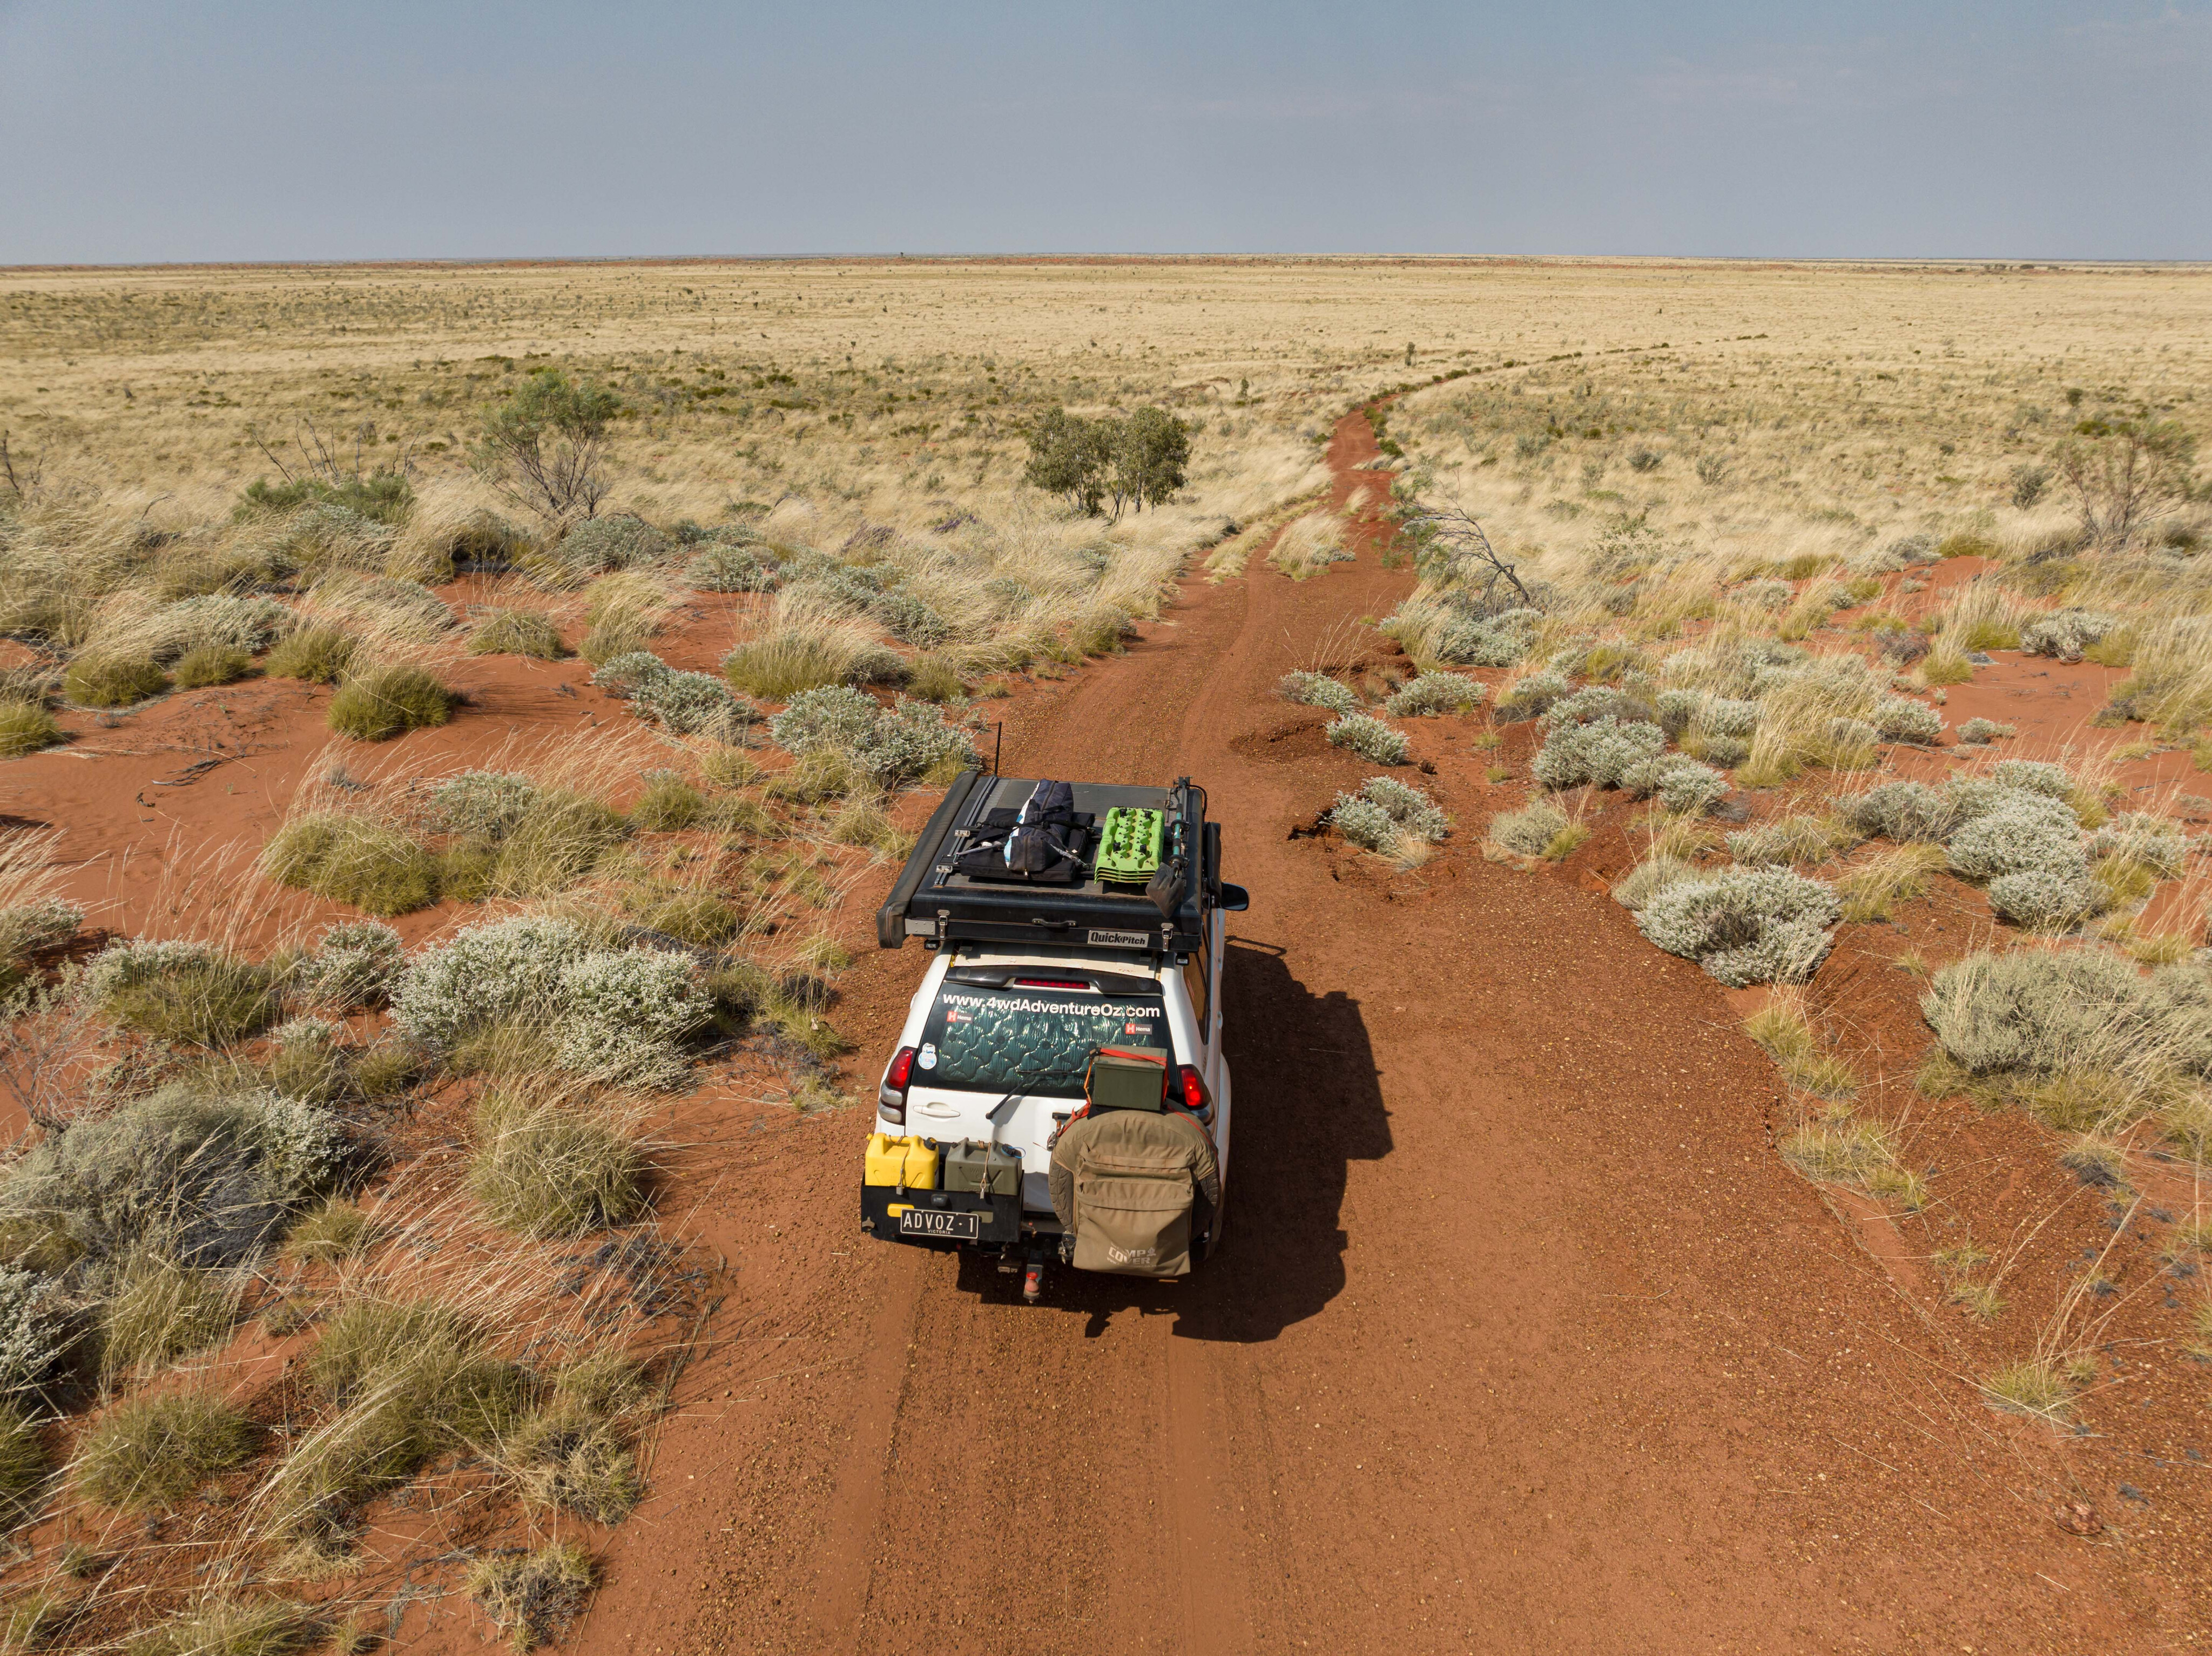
2, 256, 2210, 1648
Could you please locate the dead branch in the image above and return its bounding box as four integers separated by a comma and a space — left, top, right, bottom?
1398, 503, 1538, 616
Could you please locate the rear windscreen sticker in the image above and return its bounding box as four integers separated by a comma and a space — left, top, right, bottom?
918, 1043, 938, 1069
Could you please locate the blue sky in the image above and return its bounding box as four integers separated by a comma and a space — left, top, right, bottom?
2, 1, 2207, 262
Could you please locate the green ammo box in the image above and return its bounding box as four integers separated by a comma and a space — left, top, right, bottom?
941, 1139, 1024, 1196
1085, 1045, 1170, 1113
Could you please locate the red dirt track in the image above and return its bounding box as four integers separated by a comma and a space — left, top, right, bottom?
552, 415, 2189, 1655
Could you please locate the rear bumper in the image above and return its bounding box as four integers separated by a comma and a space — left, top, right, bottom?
860, 1182, 1036, 1248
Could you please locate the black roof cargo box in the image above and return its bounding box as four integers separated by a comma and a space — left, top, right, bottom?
876, 772, 1226, 956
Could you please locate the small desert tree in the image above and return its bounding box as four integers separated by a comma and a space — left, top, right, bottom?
1108, 406, 1191, 518
1025, 407, 1190, 521
2056, 415, 2196, 550
478, 369, 622, 526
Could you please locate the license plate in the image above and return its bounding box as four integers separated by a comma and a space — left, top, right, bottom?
899, 1208, 981, 1241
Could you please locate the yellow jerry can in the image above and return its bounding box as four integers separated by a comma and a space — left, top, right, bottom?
865, 1133, 940, 1191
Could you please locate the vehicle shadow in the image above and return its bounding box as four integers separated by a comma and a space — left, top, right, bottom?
966, 939, 1391, 1342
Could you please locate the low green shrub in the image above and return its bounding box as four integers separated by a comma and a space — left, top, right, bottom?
469, 610, 569, 659
77, 1391, 254, 1513
326, 665, 454, 741
903, 654, 967, 704
171, 645, 253, 690
0, 699, 63, 759
470, 1092, 648, 1238
266, 1018, 351, 1104
62, 654, 167, 708
263, 626, 358, 684
262, 815, 440, 917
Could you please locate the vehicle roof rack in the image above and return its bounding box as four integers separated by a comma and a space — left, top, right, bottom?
876, 771, 1216, 956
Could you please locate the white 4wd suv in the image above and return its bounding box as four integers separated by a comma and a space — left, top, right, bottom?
865, 773, 1245, 1297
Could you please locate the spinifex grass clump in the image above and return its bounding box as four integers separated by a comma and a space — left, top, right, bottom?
469, 609, 569, 659
469, 1089, 648, 1238
1742, 995, 1858, 1098
468, 1540, 596, 1651
326, 664, 453, 741
0, 698, 64, 759
127, 1596, 318, 1656
171, 643, 253, 689
86, 939, 282, 1045
76, 1391, 254, 1513
1323, 712, 1409, 767
1636, 868, 1840, 987
271, 1297, 529, 1554
262, 814, 441, 918
1835, 843, 1947, 923
1779, 1105, 1925, 1208
1725, 814, 1855, 867
62, 652, 167, 708
1485, 799, 1574, 860
263, 625, 358, 683
99, 1255, 238, 1380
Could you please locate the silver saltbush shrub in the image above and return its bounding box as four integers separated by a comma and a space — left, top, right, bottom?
1921, 947, 2149, 1076
1531, 717, 1665, 790
395, 915, 711, 1088
1992, 759, 2073, 800
1871, 695, 1943, 743
1635, 868, 1840, 987
300, 920, 405, 1008
2018, 609, 2118, 659
771, 686, 979, 785
1384, 673, 1484, 718
0, 1270, 68, 1398
1334, 778, 1449, 850
1324, 713, 1410, 766
432, 771, 542, 839
1986, 869, 2098, 930
1946, 793, 2084, 882
1278, 671, 1359, 715
1433, 606, 1538, 667
1839, 781, 1957, 843
1620, 754, 1730, 814
554, 950, 714, 1089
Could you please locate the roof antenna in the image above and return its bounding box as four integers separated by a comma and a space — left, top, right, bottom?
991, 722, 1003, 776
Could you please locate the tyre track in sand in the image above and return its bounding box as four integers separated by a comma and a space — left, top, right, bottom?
660, 409, 2166, 1654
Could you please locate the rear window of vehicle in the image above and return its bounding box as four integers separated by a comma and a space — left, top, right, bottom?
917, 983, 1170, 1097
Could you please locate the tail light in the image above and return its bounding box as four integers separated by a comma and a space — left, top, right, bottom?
879, 1046, 917, 1124
1176, 1064, 1211, 1121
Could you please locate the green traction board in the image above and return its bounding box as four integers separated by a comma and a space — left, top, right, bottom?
1095, 806, 1164, 884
